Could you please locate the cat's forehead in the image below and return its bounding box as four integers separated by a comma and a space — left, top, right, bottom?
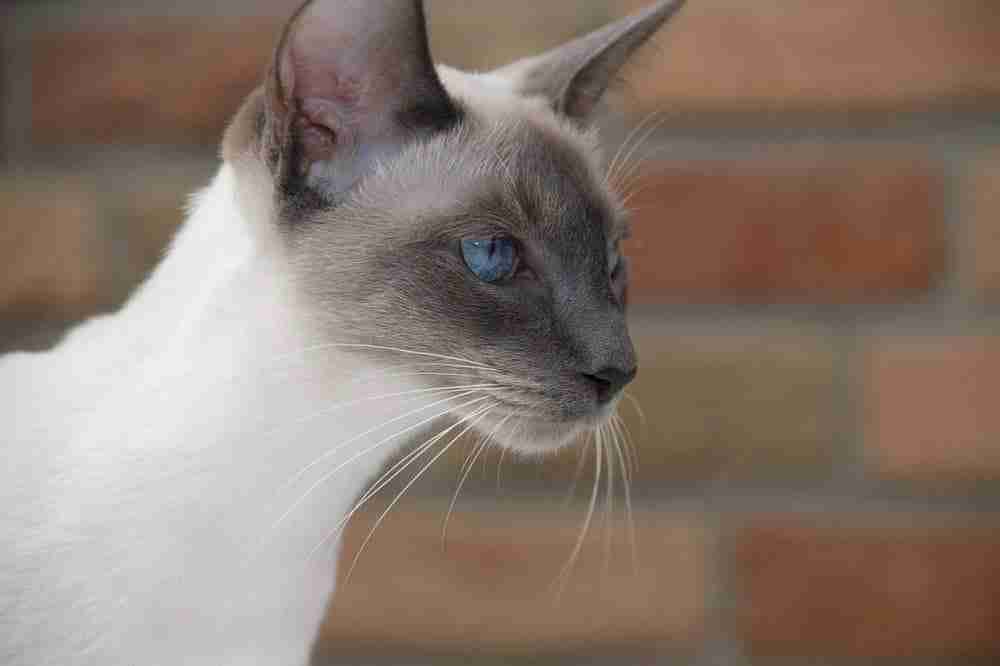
364, 67, 626, 242
482, 122, 620, 241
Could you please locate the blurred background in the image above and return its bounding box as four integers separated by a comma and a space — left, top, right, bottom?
3, 0, 999, 664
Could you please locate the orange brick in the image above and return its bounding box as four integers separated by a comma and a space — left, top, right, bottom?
31, 21, 278, 147
732, 518, 1000, 659
0, 179, 104, 319
25, 2, 607, 149
616, 0, 1000, 114
865, 336, 1000, 482
621, 327, 841, 480
624, 152, 947, 304
969, 153, 1000, 300
318, 504, 708, 657
24, 1, 1000, 149
429, 1, 609, 72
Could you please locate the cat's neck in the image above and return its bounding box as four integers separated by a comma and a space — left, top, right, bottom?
108, 165, 290, 357
54, 163, 320, 391
1, 164, 439, 663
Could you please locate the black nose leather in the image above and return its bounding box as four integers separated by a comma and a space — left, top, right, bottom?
582, 365, 638, 404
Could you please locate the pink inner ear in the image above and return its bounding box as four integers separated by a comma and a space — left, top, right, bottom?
285, 30, 348, 112
276, 0, 441, 118
294, 112, 337, 173
267, 0, 457, 191
279, 5, 393, 135
299, 97, 346, 133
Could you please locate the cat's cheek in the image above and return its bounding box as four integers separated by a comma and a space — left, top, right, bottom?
612, 257, 631, 308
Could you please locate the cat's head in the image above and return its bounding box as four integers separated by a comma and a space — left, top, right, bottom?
224, 0, 686, 454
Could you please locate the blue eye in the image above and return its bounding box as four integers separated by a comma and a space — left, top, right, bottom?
461, 238, 517, 283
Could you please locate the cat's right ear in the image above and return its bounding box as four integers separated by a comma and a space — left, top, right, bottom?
264, 0, 459, 203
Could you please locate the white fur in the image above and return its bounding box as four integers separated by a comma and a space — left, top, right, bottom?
0, 164, 452, 665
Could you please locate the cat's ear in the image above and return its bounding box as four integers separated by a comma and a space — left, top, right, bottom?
265, 0, 459, 199
496, 0, 687, 123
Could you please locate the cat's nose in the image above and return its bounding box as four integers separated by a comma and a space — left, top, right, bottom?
582, 365, 638, 404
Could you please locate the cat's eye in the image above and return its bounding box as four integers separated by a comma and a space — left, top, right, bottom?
461, 238, 518, 283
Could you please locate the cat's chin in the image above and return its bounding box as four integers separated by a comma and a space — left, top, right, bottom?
475, 405, 617, 457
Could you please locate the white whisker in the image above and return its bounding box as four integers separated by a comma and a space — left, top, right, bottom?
272, 394, 493, 533
611, 411, 640, 479
305, 423, 453, 565
343, 362, 494, 385
306, 343, 495, 370
259, 383, 501, 443
495, 442, 508, 494
562, 441, 592, 509
553, 428, 603, 602
613, 113, 672, 186
609, 415, 639, 574
608, 413, 634, 481
601, 424, 615, 582
337, 420, 450, 531
282, 389, 490, 492
341, 403, 498, 584
348, 371, 488, 384
308, 402, 494, 564
605, 109, 664, 189
616, 140, 689, 209
441, 412, 513, 548
133, 348, 496, 406
608, 111, 671, 194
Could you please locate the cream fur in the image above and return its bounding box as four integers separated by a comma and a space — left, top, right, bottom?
0, 162, 453, 664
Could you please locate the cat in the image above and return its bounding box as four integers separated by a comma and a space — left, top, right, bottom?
0, 0, 686, 663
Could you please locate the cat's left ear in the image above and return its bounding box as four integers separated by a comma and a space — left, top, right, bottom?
496, 0, 687, 123
265, 0, 459, 200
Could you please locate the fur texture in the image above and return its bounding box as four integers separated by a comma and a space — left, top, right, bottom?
0, 1, 686, 663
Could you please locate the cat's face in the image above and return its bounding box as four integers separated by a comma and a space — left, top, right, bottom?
293, 98, 635, 453
225, 0, 687, 453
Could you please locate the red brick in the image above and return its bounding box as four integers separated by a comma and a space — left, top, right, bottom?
733, 518, 1000, 659
970, 153, 1000, 300
623, 152, 947, 304
615, 0, 1000, 114
620, 328, 841, 480
865, 336, 1000, 482
0, 179, 104, 319
429, 1, 610, 71
318, 505, 707, 656
24, 1, 1000, 148
31, 21, 279, 147
25, 2, 608, 149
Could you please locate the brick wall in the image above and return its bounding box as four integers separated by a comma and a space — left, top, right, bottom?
3, 1, 998, 664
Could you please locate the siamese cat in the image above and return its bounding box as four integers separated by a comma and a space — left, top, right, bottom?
0, 0, 686, 663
